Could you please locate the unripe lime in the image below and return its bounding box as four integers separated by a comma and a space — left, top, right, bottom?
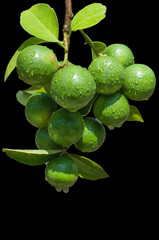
103, 44, 134, 67
45, 156, 78, 192
48, 108, 85, 147
51, 65, 96, 112
88, 56, 124, 94
35, 127, 63, 150
16, 45, 58, 86
75, 117, 106, 153
25, 93, 58, 128
93, 92, 130, 129
122, 64, 156, 101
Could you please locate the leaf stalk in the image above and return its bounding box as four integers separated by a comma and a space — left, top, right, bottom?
79, 29, 100, 57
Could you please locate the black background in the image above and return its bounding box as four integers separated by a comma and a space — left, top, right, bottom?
0, 0, 158, 235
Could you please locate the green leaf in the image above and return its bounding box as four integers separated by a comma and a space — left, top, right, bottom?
68, 153, 109, 180
127, 105, 144, 122
16, 86, 46, 106
91, 41, 107, 60
2, 149, 62, 166
4, 37, 46, 82
71, 3, 107, 31
20, 4, 59, 43
16, 90, 32, 106
79, 93, 99, 116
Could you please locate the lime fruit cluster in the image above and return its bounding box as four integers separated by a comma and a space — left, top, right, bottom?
14, 42, 156, 192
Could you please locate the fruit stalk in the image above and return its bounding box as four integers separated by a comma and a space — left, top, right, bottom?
63, 0, 73, 66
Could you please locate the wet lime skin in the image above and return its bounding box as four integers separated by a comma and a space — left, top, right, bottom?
25, 92, 58, 128
48, 108, 85, 147
93, 92, 130, 129
88, 56, 124, 94
35, 127, 63, 150
45, 156, 79, 191
51, 65, 96, 112
122, 64, 156, 101
75, 117, 106, 153
16, 45, 58, 86
103, 44, 134, 67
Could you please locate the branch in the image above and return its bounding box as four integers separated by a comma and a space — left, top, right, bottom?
63, 0, 73, 66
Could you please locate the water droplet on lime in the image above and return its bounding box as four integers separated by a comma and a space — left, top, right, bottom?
63, 188, 69, 193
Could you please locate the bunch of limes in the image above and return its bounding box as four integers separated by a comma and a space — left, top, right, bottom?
16, 43, 156, 192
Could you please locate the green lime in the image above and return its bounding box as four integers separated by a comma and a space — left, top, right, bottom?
93, 92, 130, 129
35, 127, 63, 150
88, 56, 124, 94
16, 45, 58, 86
75, 117, 106, 152
51, 65, 96, 112
48, 108, 85, 147
45, 156, 79, 192
25, 92, 58, 128
122, 64, 156, 101
103, 44, 134, 67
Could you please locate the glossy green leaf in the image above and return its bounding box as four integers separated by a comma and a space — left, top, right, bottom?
4, 37, 46, 82
68, 153, 109, 180
71, 3, 106, 31
91, 41, 107, 60
20, 4, 59, 43
79, 93, 99, 116
16, 86, 46, 106
127, 105, 144, 122
2, 148, 62, 166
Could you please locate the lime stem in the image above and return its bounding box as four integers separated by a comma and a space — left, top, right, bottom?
63, 0, 73, 67
79, 30, 100, 57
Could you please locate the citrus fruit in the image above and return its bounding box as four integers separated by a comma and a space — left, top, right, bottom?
45, 156, 79, 192
93, 92, 130, 129
48, 108, 85, 147
25, 92, 58, 128
43, 61, 74, 96
75, 117, 106, 152
102, 44, 134, 67
88, 56, 124, 94
16, 45, 58, 86
122, 64, 156, 101
35, 127, 63, 150
51, 65, 96, 112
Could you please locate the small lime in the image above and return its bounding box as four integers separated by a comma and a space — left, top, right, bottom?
103, 44, 134, 67
25, 92, 58, 128
48, 108, 85, 147
51, 65, 96, 112
35, 128, 63, 150
122, 64, 156, 101
75, 117, 106, 152
45, 156, 79, 192
93, 92, 130, 129
16, 45, 58, 86
88, 56, 124, 94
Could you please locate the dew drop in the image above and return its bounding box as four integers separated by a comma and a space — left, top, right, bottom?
108, 125, 115, 130
31, 52, 36, 57
63, 188, 69, 193
56, 188, 62, 192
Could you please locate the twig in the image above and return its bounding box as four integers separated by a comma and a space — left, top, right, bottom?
63, 0, 73, 66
